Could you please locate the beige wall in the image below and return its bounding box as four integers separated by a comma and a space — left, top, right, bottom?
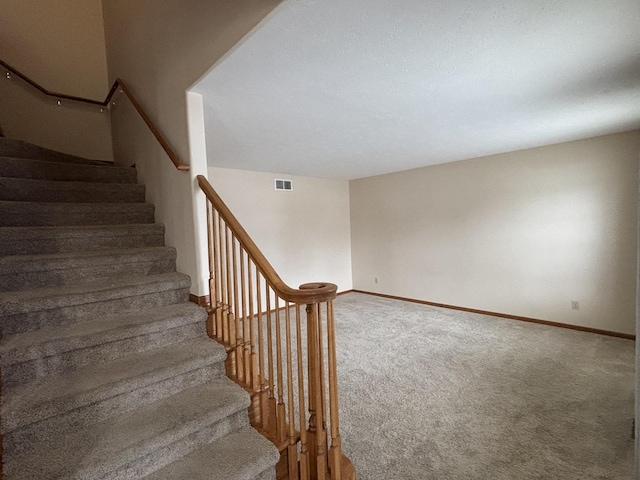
208, 167, 353, 293
102, 0, 283, 295
350, 131, 640, 335
0, 0, 113, 160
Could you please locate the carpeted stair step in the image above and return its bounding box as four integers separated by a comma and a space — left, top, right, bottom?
0, 246, 177, 291
145, 426, 279, 480
1, 337, 228, 455
0, 156, 136, 183
3, 379, 250, 480
0, 177, 145, 203
0, 302, 206, 387
0, 272, 191, 335
0, 138, 114, 166
0, 224, 165, 256
0, 201, 154, 227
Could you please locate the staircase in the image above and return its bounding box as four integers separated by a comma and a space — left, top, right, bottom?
0, 138, 279, 479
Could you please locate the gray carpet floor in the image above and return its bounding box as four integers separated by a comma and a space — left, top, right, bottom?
333, 293, 634, 480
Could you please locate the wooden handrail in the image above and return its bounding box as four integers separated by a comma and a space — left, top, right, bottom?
0, 59, 189, 171
197, 175, 337, 304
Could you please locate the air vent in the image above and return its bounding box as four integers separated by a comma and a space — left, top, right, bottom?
275, 179, 293, 191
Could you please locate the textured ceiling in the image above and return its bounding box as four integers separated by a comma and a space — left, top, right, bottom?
193, 0, 640, 180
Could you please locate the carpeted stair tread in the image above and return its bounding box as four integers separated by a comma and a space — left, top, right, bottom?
0, 273, 191, 336
0, 246, 177, 291
3, 378, 249, 480
0, 201, 154, 227
0, 301, 205, 367
0, 156, 136, 183
0, 138, 113, 166
0, 177, 145, 203
145, 425, 280, 480
0, 223, 165, 255
0, 246, 174, 273
0, 302, 206, 388
0, 272, 190, 316
1, 337, 227, 434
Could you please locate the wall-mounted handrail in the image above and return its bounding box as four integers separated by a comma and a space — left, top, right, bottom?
197, 175, 337, 304
0, 59, 189, 171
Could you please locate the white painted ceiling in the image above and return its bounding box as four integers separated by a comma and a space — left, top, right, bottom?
193, 0, 640, 180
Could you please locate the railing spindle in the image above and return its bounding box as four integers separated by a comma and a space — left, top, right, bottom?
285, 302, 299, 477
240, 249, 253, 385
219, 215, 228, 345
327, 300, 343, 479
266, 286, 277, 436
297, 303, 310, 480
275, 296, 287, 443
213, 210, 223, 342
231, 232, 245, 383
306, 303, 319, 477
205, 201, 216, 338
225, 225, 236, 376
226, 224, 232, 348
248, 261, 258, 389
257, 272, 268, 429
317, 303, 329, 478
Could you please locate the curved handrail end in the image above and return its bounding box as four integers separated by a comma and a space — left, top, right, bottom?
300, 282, 338, 299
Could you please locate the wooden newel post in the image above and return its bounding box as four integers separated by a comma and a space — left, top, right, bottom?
296, 303, 311, 480
301, 282, 337, 480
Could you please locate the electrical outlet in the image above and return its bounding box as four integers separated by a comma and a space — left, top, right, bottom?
571, 301, 579, 310
374, 277, 379, 284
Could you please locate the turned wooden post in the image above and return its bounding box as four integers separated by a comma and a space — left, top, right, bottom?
266, 287, 277, 436
306, 302, 327, 479
317, 303, 329, 468
210, 211, 222, 341
247, 260, 257, 389
224, 225, 236, 377
232, 234, 244, 383
327, 300, 343, 479
285, 302, 299, 478
239, 249, 251, 386
220, 217, 229, 344
297, 303, 310, 480
205, 202, 216, 338
257, 274, 269, 429
275, 297, 287, 443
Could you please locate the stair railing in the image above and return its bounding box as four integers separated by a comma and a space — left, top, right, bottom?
197, 175, 353, 480
0, 59, 189, 171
